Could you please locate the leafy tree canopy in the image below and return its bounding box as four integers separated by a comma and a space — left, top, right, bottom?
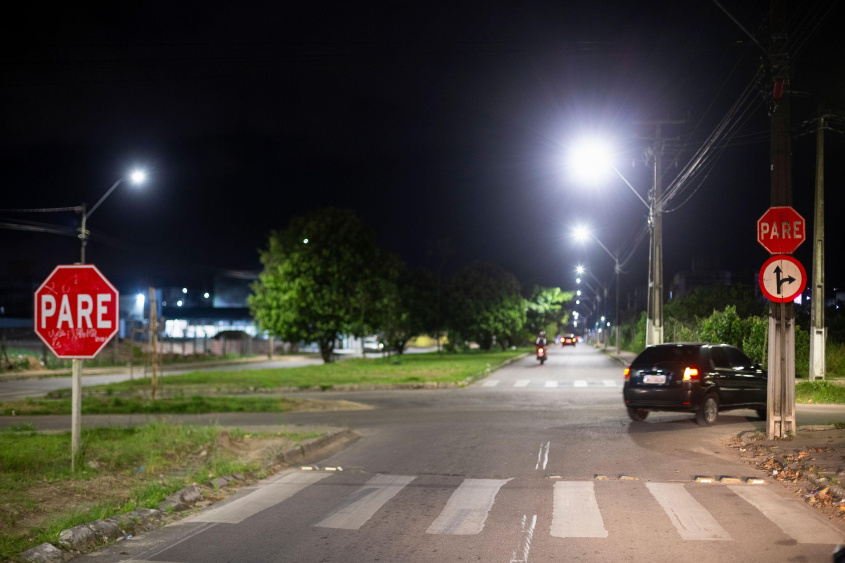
248, 208, 380, 362
525, 286, 574, 335
445, 261, 526, 351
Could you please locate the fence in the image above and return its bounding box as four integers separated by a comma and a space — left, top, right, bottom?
0, 327, 277, 372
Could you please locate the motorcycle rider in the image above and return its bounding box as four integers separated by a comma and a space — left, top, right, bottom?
535, 331, 548, 348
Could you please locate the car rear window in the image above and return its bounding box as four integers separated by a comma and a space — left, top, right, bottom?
632, 345, 701, 366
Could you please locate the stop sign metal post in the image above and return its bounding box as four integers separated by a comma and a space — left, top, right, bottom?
34, 265, 119, 469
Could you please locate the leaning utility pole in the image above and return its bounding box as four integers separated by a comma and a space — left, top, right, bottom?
149, 287, 159, 400
810, 110, 826, 380
766, 0, 796, 438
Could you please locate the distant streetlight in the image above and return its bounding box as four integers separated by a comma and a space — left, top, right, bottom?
204, 292, 210, 299
182, 288, 188, 294
79, 169, 147, 263
569, 137, 662, 346
573, 227, 621, 353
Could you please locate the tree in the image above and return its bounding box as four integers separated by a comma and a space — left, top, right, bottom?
376, 264, 439, 355
524, 286, 574, 336
445, 261, 526, 351
665, 284, 765, 324
249, 208, 380, 363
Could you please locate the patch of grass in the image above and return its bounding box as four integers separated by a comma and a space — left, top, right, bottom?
0, 422, 321, 560
64, 349, 527, 396
795, 381, 845, 404
0, 396, 303, 416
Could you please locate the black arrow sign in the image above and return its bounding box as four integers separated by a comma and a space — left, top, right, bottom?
774, 265, 796, 294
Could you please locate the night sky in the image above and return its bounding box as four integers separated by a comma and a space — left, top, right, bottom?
1, 1, 842, 305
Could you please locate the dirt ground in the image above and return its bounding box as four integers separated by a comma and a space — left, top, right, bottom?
723, 425, 845, 526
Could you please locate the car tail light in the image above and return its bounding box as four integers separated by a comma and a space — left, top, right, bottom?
683, 367, 699, 381
623, 367, 630, 380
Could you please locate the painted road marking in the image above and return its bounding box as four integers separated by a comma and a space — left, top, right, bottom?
316, 474, 415, 530
481, 380, 500, 387
646, 483, 731, 541
514, 379, 530, 388
603, 380, 617, 387
509, 514, 537, 563
544, 381, 559, 388
573, 380, 588, 387
729, 485, 845, 544
550, 481, 607, 538
426, 478, 511, 535
194, 471, 331, 524
534, 441, 550, 471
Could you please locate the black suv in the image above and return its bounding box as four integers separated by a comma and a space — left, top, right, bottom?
622, 343, 767, 426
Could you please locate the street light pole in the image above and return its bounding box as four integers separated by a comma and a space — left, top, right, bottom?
70, 170, 146, 469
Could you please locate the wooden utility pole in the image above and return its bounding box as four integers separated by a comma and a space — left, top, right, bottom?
766, 0, 796, 438
149, 287, 159, 399
810, 110, 826, 380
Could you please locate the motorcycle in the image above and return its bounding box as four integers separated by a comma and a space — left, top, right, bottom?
536, 345, 547, 365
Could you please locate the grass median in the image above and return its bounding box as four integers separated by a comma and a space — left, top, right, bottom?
0, 422, 324, 561
0, 350, 525, 416
796, 381, 845, 404
54, 349, 524, 394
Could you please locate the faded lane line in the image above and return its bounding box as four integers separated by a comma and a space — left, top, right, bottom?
509, 514, 537, 563
534, 442, 550, 471
426, 478, 511, 535
647, 483, 731, 541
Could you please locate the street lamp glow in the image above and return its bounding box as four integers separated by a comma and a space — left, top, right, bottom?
135, 293, 145, 308
303, 238, 309, 244
204, 292, 210, 299
573, 226, 589, 242
576, 277, 581, 284
129, 169, 147, 184
576, 265, 585, 274
576, 290, 581, 296
177, 300, 183, 307
569, 138, 614, 183
182, 288, 187, 294
576, 300, 580, 305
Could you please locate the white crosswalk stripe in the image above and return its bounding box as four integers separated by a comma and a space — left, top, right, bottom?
551, 481, 607, 538
729, 484, 845, 544
315, 474, 415, 530
647, 483, 731, 540
513, 379, 530, 388
194, 470, 331, 524
603, 379, 617, 387
573, 380, 588, 387
544, 381, 559, 388
426, 478, 511, 535
481, 380, 500, 387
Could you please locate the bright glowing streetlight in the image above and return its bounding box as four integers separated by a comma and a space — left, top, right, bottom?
573, 227, 621, 353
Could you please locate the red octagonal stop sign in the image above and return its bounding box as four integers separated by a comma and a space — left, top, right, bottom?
34, 265, 119, 359
757, 206, 806, 255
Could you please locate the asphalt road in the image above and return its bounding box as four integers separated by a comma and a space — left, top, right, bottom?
9, 345, 845, 562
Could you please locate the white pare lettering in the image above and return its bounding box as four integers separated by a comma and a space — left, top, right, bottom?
40, 293, 112, 329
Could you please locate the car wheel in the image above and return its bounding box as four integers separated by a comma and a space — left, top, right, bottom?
626, 407, 649, 422
756, 408, 767, 421
696, 394, 719, 426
